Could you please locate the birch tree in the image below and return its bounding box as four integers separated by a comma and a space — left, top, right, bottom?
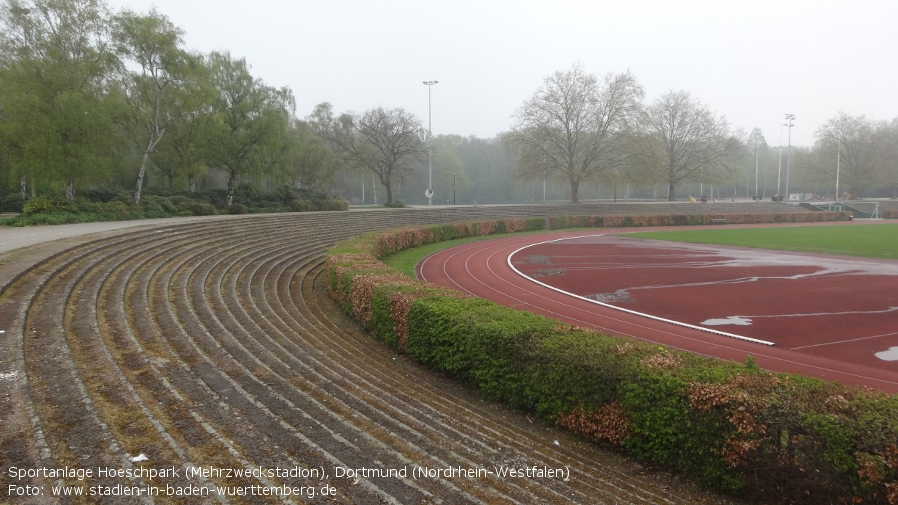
112, 8, 192, 203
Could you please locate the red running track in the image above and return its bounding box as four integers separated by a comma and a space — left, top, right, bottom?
417, 225, 898, 393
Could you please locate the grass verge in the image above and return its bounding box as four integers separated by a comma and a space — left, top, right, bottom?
381, 230, 549, 278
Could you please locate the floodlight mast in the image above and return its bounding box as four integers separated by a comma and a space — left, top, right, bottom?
423, 81, 438, 205
834, 128, 844, 201
784, 114, 795, 200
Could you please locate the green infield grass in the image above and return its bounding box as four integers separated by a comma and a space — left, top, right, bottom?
382, 235, 504, 278
626, 223, 898, 259
382, 229, 554, 278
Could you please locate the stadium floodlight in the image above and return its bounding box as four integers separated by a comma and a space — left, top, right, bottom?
784, 114, 795, 199
423, 81, 438, 204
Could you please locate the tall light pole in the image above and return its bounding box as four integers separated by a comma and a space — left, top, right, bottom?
835, 129, 842, 201
776, 148, 783, 201
423, 80, 438, 205
754, 137, 759, 199
784, 113, 795, 200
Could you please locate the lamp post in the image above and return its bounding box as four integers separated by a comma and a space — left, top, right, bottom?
784, 113, 795, 200
754, 137, 759, 199
776, 148, 783, 201
835, 129, 842, 201
423, 80, 438, 205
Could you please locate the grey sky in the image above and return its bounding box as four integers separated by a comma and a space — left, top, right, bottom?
106, 0, 898, 147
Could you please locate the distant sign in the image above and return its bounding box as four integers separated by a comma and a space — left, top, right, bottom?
425, 189, 434, 198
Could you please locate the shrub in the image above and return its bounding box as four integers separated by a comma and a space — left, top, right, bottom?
0, 193, 25, 213
22, 196, 75, 216
373, 227, 436, 256
105, 201, 134, 219
141, 194, 179, 215
177, 200, 216, 216
431, 224, 458, 241
73, 198, 106, 214
318, 197, 348, 211
503, 218, 527, 233
168, 195, 194, 207
549, 215, 570, 229
204, 189, 230, 208
81, 188, 132, 203
524, 217, 546, 231
289, 198, 312, 212
4, 186, 347, 226
228, 202, 248, 215
233, 182, 258, 207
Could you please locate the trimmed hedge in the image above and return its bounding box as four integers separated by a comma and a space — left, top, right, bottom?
326, 211, 898, 504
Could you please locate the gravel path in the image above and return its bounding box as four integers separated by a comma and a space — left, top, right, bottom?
0, 204, 772, 504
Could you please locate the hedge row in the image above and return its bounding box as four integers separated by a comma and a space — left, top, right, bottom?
325, 211, 898, 504
545, 210, 852, 229
884, 208, 898, 219
4, 190, 348, 226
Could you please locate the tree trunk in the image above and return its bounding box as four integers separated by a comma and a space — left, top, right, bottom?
65, 180, 76, 201
20, 175, 26, 199
570, 180, 580, 203
668, 181, 676, 201
134, 150, 150, 204
227, 172, 236, 206
385, 181, 394, 205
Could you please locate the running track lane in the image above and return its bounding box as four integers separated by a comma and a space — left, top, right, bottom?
417, 228, 898, 394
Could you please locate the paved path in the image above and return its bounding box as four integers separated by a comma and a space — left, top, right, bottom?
0, 215, 253, 254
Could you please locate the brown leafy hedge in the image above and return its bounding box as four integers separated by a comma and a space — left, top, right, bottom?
326, 211, 898, 504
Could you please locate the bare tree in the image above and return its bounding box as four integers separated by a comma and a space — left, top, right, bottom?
507, 65, 644, 203
310, 103, 424, 205
640, 90, 743, 201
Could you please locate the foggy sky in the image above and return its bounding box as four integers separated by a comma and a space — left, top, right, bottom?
105, 0, 898, 147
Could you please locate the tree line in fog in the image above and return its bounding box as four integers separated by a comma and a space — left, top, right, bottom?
2, 0, 896, 209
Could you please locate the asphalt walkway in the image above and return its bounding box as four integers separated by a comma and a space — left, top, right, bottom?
0, 214, 261, 255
